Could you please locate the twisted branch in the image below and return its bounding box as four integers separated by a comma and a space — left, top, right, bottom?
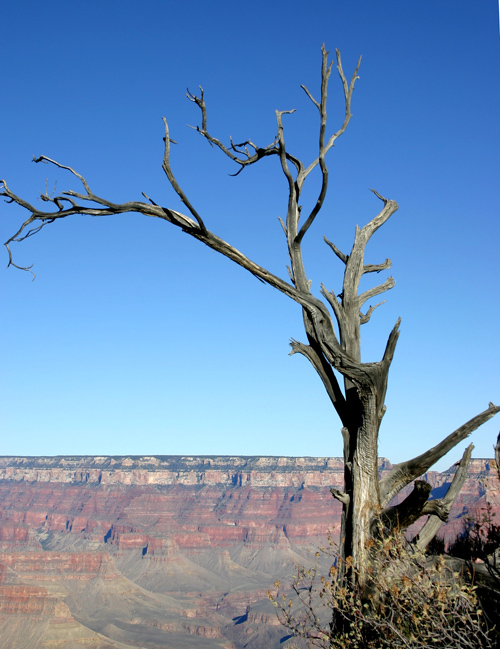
185, 85, 301, 176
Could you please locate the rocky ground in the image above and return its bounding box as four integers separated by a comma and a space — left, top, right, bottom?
0, 455, 498, 648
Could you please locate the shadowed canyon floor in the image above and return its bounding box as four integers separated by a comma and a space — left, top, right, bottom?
0, 455, 498, 648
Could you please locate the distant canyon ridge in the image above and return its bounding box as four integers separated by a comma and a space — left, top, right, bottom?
0, 455, 499, 649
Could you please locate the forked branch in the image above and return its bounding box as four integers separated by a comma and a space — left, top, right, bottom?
1, 161, 173, 274
378, 444, 475, 544
185, 85, 301, 176
162, 118, 207, 232
360, 301, 385, 325
340, 193, 398, 322
315, 190, 399, 371
2, 158, 344, 330
296, 47, 361, 244
380, 403, 500, 507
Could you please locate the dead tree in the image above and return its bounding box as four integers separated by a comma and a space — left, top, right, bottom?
2, 45, 499, 588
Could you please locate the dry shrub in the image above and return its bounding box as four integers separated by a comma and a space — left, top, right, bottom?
268, 531, 495, 648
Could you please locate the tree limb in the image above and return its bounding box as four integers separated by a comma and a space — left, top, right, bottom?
185, 85, 303, 176
289, 338, 347, 425
323, 236, 348, 264
380, 318, 401, 370
295, 45, 332, 245
334, 193, 398, 361
363, 259, 391, 274
299, 50, 361, 184
330, 487, 350, 506
186, 87, 271, 163
295, 48, 361, 245
380, 403, 500, 507
358, 276, 395, 308
359, 301, 385, 325
162, 118, 207, 232
2, 160, 402, 404
320, 283, 344, 334
377, 480, 432, 533
416, 444, 474, 550
420, 499, 449, 521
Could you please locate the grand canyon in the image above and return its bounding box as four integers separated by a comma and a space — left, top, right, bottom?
0, 455, 498, 648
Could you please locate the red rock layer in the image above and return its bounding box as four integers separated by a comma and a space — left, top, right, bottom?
0, 455, 498, 649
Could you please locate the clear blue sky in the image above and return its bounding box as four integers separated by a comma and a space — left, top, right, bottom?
1, 0, 499, 470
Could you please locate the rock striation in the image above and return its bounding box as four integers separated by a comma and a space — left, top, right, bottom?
0, 455, 498, 649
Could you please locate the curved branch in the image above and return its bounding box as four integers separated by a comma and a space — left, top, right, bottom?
296, 47, 361, 242
289, 338, 347, 424
295, 45, 333, 245
416, 444, 474, 550
358, 191, 398, 245
185, 86, 303, 175
380, 403, 500, 507
358, 276, 395, 308
359, 301, 385, 325
275, 109, 311, 296
162, 118, 207, 232
275, 109, 298, 204
33, 155, 92, 193
3, 160, 342, 332
1, 175, 172, 267
363, 259, 391, 275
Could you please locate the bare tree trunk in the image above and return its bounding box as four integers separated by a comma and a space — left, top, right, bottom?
342, 393, 381, 583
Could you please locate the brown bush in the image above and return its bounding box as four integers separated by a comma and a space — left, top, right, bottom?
268, 531, 495, 648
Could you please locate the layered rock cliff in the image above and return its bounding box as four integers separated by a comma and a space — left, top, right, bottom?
0, 455, 498, 649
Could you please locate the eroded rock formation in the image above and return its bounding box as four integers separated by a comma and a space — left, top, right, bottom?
0, 455, 498, 648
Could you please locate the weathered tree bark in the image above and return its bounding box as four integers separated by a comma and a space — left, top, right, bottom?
2, 45, 498, 590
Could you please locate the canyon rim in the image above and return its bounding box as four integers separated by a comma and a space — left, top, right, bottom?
0, 454, 499, 649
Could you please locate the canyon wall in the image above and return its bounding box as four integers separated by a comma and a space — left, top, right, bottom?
0, 455, 498, 648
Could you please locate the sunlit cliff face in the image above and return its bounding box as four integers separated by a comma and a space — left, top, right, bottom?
0, 455, 498, 649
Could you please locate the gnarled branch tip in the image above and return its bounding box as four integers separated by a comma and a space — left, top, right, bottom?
369, 188, 388, 203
